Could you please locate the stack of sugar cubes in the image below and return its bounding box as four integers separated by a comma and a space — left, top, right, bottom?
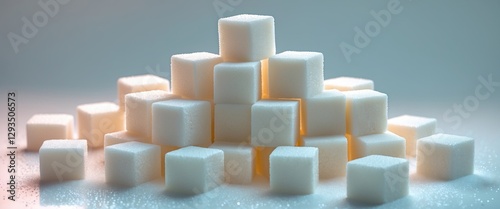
28, 13, 476, 204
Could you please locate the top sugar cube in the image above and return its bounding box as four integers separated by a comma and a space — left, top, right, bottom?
219, 14, 276, 62
117, 74, 170, 109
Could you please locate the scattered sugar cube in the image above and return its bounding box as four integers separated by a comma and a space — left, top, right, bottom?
39, 139, 87, 182
117, 74, 170, 109
165, 146, 224, 194
255, 146, 275, 178
347, 155, 409, 204
270, 146, 318, 194
152, 99, 211, 147
251, 100, 299, 147
349, 132, 406, 160
324, 77, 374, 91
77, 102, 123, 148
388, 115, 437, 156
345, 90, 387, 136
301, 135, 348, 178
214, 104, 252, 143
125, 90, 179, 141
268, 51, 324, 98
171, 52, 222, 100
302, 90, 346, 136
218, 14, 275, 62
417, 134, 474, 180
214, 62, 261, 104
26, 114, 74, 151
104, 130, 146, 147
105, 141, 160, 187
210, 142, 255, 184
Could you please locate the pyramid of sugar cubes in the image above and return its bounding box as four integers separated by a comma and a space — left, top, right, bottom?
28, 14, 476, 203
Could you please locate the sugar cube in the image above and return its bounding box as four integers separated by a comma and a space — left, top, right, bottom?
39, 139, 87, 182
105, 141, 160, 187
324, 77, 374, 91
388, 115, 437, 156
165, 146, 224, 194
214, 104, 252, 143
171, 52, 222, 100
117, 74, 170, 109
268, 51, 324, 98
302, 90, 346, 136
345, 90, 387, 136
347, 155, 409, 204
417, 134, 474, 180
251, 100, 299, 147
152, 99, 211, 147
77, 102, 123, 148
104, 130, 146, 147
301, 135, 348, 178
218, 14, 275, 62
26, 114, 74, 151
214, 62, 261, 104
270, 146, 318, 194
349, 132, 406, 160
210, 142, 255, 184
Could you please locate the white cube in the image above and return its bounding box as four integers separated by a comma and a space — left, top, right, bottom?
77, 102, 123, 148
210, 142, 255, 184
117, 74, 170, 109
218, 14, 275, 62
171, 52, 222, 100
26, 114, 74, 151
301, 135, 348, 178
39, 139, 87, 182
303, 90, 346, 136
388, 115, 437, 156
152, 100, 211, 147
105, 141, 160, 187
214, 104, 252, 143
324, 77, 374, 91
104, 131, 146, 147
214, 62, 261, 104
349, 132, 406, 160
165, 146, 224, 194
125, 90, 179, 141
347, 155, 409, 204
417, 134, 474, 180
268, 51, 324, 98
345, 90, 387, 136
270, 146, 318, 195
251, 100, 299, 147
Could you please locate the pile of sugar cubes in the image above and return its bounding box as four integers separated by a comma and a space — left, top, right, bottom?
27, 14, 475, 204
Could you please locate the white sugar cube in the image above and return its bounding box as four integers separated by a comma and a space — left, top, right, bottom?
270, 146, 318, 194
77, 102, 123, 148
214, 62, 261, 104
345, 90, 387, 136
105, 141, 160, 187
165, 146, 224, 194
125, 90, 179, 141
301, 135, 348, 178
152, 100, 211, 147
349, 132, 406, 160
39, 139, 87, 182
104, 130, 146, 147
347, 155, 409, 204
251, 100, 299, 147
388, 115, 437, 156
26, 114, 74, 151
171, 52, 222, 100
214, 104, 252, 143
218, 14, 275, 62
117, 74, 170, 109
210, 142, 255, 184
268, 51, 324, 98
324, 77, 374, 91
417, 134, 474, 180
303, 90, 346, 136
